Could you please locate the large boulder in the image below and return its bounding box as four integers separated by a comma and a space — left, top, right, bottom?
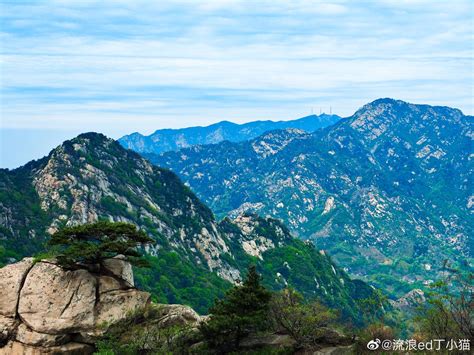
314, 327, 352, 346
0, 258, 34, 317
18, 262, 97, 334
0, 257, 162, 354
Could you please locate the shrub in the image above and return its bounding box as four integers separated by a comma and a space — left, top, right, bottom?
269, 288, 337, 347
95, 305, 195, 354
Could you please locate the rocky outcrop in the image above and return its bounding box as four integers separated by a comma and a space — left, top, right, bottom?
152, 304, 202, 327
390, 289, 426, 310
0, 256, 150, 354
102, 255, 134, 287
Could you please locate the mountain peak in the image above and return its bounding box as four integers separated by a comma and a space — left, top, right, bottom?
348, 98, 466, 141
43, 132, 129, 171
66, 132, 116, 149
357, 98, 464, 118
75, 131, 109, 140
369, 97, 406, 106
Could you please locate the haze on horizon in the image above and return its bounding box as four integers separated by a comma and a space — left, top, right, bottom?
1, 0, 473, 169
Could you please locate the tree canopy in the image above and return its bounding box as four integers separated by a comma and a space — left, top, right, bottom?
48, 221, 155, 268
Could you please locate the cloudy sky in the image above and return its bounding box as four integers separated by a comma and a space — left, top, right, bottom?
1, 0, 473, 168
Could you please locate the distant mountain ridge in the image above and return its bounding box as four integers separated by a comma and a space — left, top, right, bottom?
118, 113, 340, 154
149, 98, 474, 297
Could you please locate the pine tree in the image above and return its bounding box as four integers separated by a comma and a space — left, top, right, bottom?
48, 221, 155, 269
200, 265, 272, 351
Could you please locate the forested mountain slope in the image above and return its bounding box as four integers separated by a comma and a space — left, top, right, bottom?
150, 98, 474, 296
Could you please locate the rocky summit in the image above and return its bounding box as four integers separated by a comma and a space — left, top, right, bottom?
0, 132, 376, 321
148, 98, 474, 296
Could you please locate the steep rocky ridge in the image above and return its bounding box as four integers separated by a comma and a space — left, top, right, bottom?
0, 133, 377, 320
150, 99, 474, 296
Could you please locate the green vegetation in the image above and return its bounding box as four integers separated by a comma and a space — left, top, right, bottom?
134, 252, 232, 314
94, 305, 195, 355
269, 288, 338, 348
47, 221, 155, 268
257, 240, 379, 325
218, 216, 382, 326
413, 264, 473, 341
200, 265, 272, 352
96, 267, 355, 354
0, 168, 50, 266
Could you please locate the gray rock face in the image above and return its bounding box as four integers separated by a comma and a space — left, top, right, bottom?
98, 275, 123, 294
18, 262, 97, 334
240, 334, 296, 349
0, 258, 34, 317
96, 289, 151, 325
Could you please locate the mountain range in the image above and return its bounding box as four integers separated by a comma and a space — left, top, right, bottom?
0, 132, 375, 321
119, 113, 340, 154
146, 98, 474, 297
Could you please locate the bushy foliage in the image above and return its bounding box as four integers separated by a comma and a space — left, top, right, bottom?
269, 288, 338, 347
94, 305, 195, 354
414, 264, 473, 341
354, 323, 396, 354
200, 265, 272, 352
48, 221, 155, 268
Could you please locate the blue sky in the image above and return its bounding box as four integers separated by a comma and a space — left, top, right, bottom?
1, 0, 473, 168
